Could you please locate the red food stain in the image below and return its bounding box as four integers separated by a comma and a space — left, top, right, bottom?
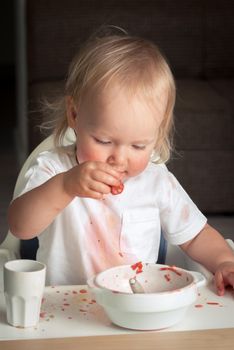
206, 302, 220, 305
40, 312, 47, 318
111, 182, 124, 195
79, 289, 87, 294
195, 304, 203, 308
164, 273, 171, 282
63, 303, 70, 306
119, 252, 124, 257
131, 261, 143, 274
159, 266, 182, 276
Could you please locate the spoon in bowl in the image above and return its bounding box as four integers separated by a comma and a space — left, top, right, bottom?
129, 278, 145, 293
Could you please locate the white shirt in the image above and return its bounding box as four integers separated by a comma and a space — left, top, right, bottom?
19, 145, 207, 285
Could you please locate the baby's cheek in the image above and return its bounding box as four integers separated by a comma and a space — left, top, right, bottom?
77, 147, 104, 163
130, 157, 149, 176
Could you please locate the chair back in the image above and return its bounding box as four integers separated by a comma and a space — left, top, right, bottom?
0, 130, 75, 258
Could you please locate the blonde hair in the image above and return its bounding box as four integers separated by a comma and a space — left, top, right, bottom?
44, 30, 176, 163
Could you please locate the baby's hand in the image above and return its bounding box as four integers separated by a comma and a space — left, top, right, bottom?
63, 161, 123, 200
214, 261, 234, 296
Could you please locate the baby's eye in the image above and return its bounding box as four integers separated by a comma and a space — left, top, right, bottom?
94, 137, 111, 145
132, 144, 146, 150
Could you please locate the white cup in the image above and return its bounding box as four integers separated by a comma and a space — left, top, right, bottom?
3, 259, 46, 327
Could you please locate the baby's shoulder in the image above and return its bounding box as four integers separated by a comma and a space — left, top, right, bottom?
144, 162, 169, 178
141, 162, 178, 190
35, 144, 76, 171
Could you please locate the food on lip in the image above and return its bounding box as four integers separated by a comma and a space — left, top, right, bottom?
111, 182, 124, 195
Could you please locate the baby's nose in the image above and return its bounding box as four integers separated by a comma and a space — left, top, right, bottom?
107, 147, 126, 168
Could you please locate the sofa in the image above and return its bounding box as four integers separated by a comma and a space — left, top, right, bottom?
15, 0, 234, 213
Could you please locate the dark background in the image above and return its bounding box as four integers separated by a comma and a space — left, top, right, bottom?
0, 0, 17, 241
0, 0, 16, 138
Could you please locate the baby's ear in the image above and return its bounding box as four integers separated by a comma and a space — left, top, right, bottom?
66, 96, 78, 128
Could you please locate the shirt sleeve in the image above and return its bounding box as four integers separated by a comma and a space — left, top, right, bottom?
15, 151, 62, 199
158, 170, 207, 245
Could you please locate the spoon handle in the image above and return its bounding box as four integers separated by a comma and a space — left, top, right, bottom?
129, 278, 145, 294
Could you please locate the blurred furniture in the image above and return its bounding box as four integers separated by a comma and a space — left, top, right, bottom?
15, 0, 234, 213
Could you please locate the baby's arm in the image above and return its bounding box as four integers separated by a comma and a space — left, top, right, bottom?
180, 224, 234, 295
8, 161, 121, 239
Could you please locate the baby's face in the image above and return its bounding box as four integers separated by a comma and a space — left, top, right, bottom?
70, 83, 166, 178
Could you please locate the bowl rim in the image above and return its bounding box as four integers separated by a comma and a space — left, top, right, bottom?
94, 263, 196, 296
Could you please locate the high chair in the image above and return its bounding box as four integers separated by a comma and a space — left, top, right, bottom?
0, 129, 75, 260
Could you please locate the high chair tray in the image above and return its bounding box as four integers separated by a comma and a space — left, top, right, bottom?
0, 281, 234, 341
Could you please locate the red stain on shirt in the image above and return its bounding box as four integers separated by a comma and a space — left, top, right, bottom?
206, 302, 220, 305
180, 204, 190, 222
195, 304, 203, 308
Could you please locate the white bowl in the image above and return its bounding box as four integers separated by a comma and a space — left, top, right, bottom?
87, 263, 206, 330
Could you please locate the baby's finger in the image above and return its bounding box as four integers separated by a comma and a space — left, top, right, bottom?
214, 270, 225, 296
92, 169, 122, 187
89, 179, 112, 196
96, 162, 124, 179
85, 190, 105, 200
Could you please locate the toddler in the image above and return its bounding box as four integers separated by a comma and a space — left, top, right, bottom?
8, 31, 234, 293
